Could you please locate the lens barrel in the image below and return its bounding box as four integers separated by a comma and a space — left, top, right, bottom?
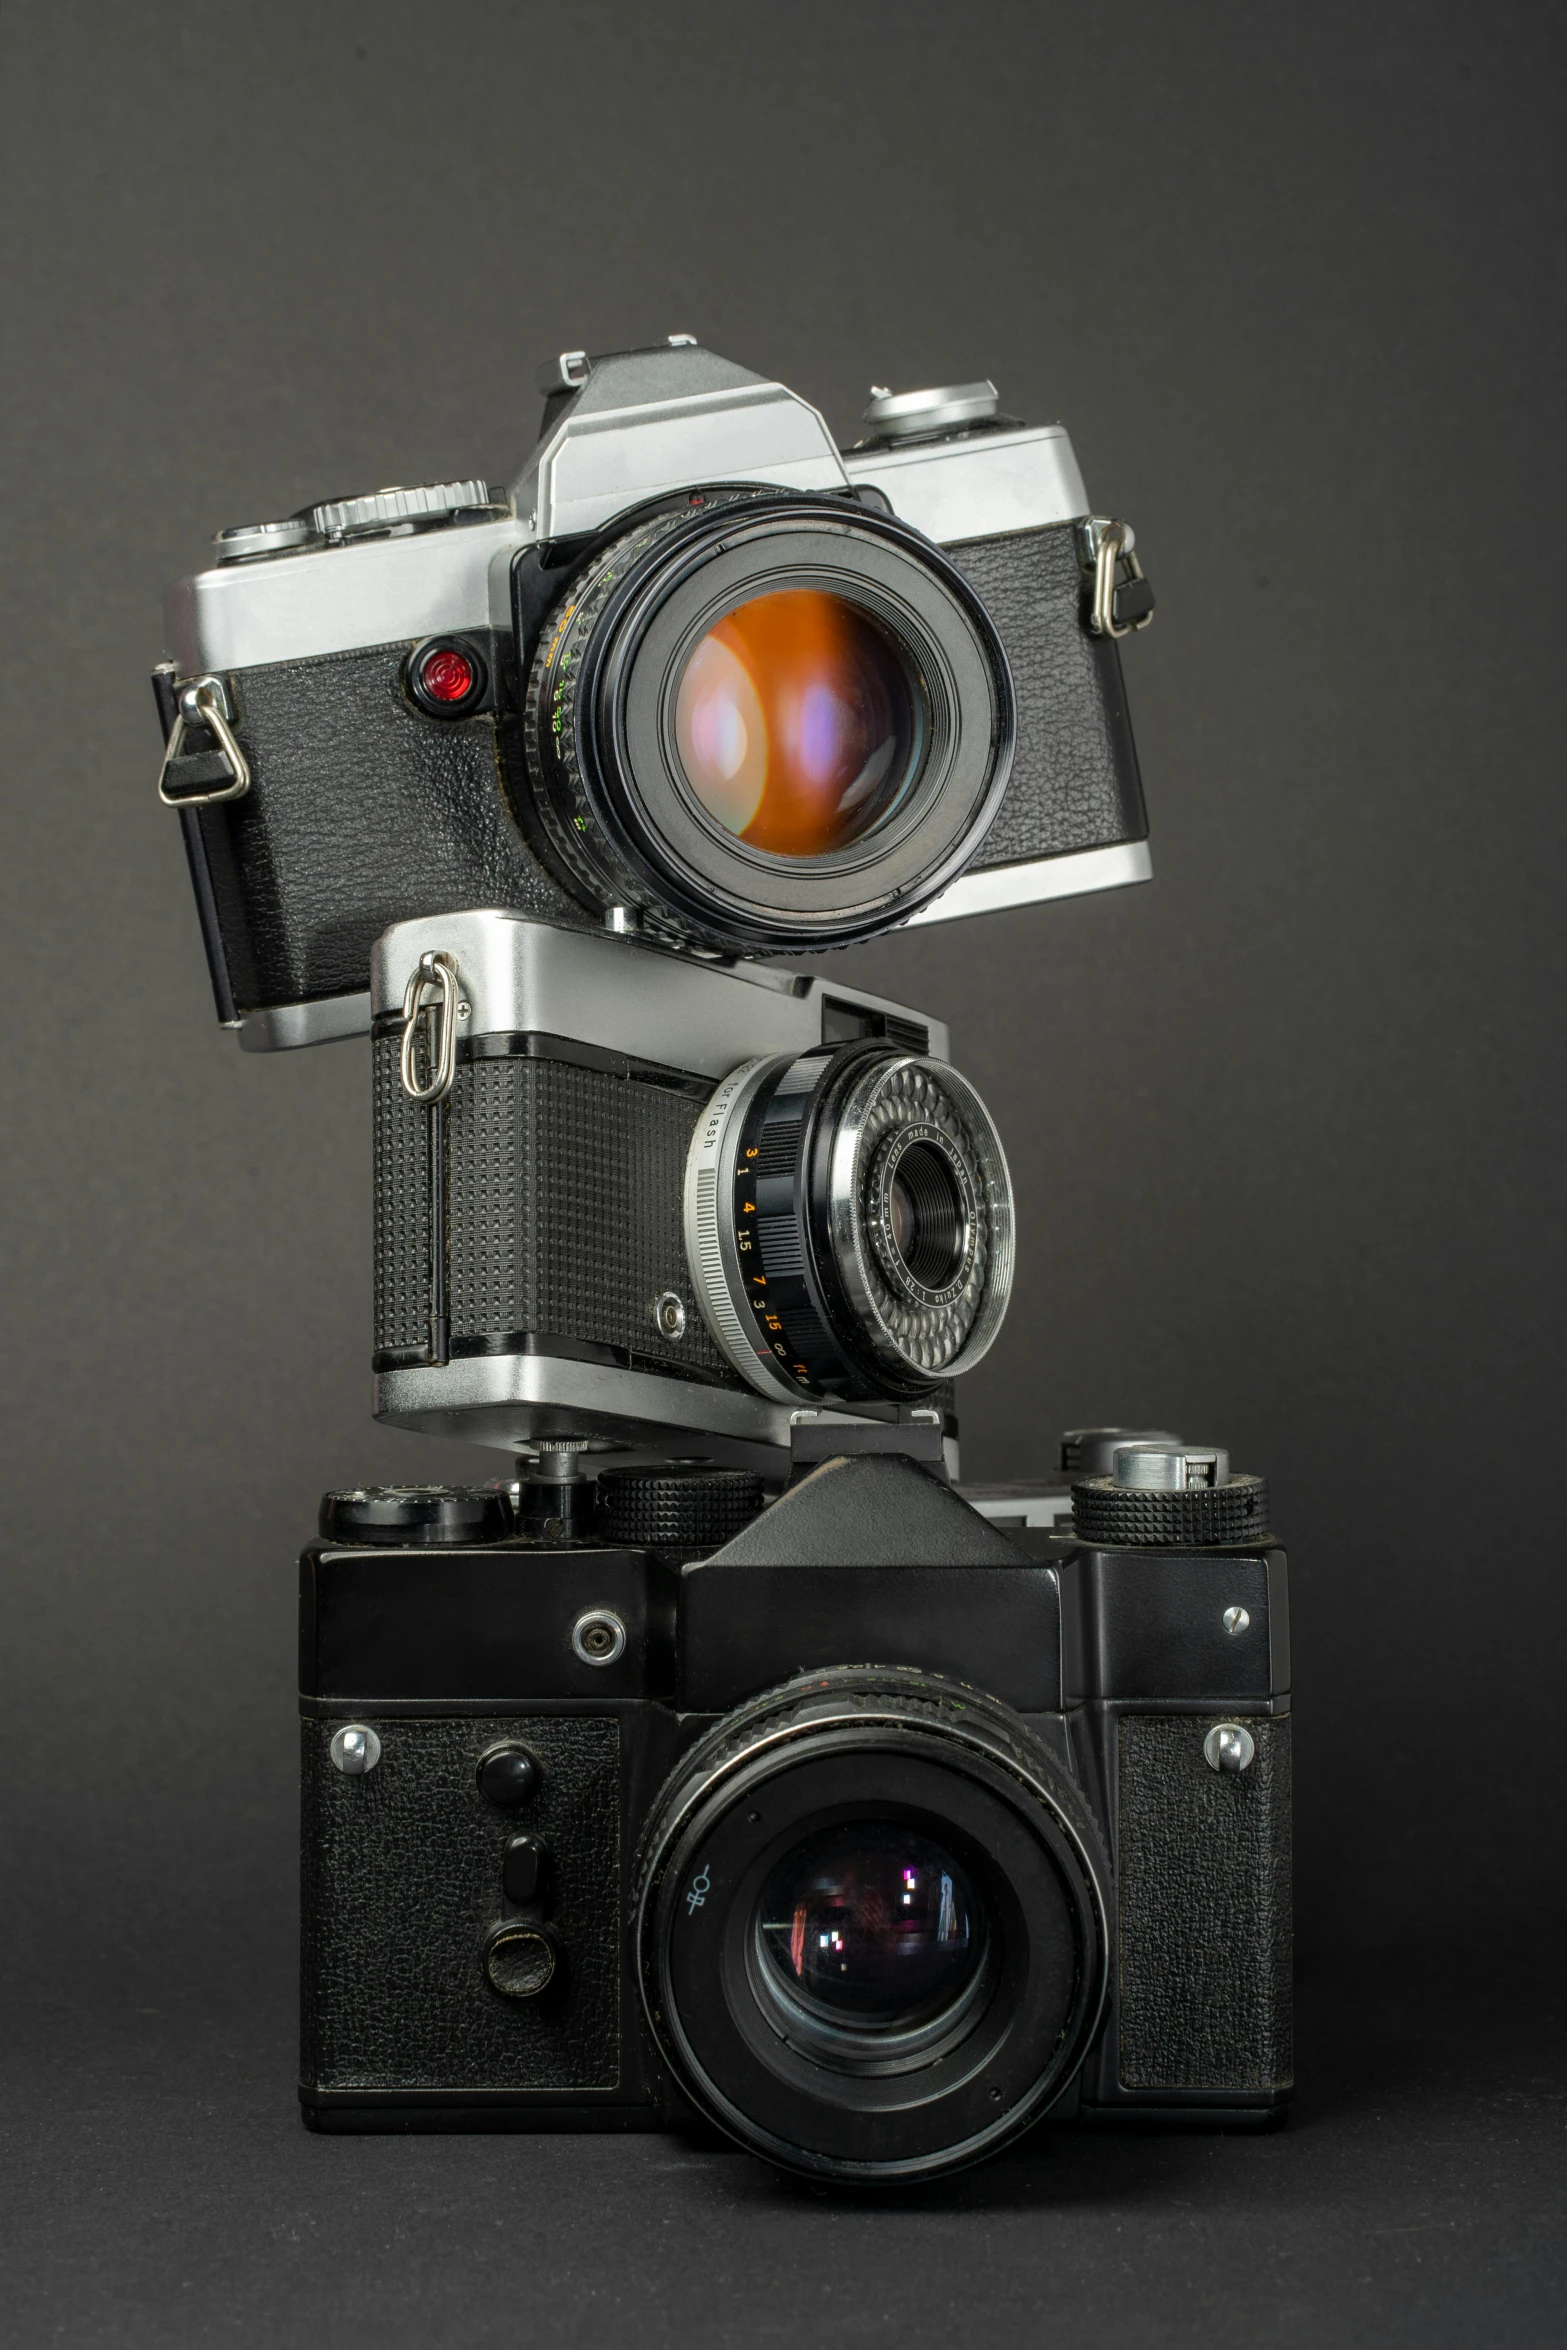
522, 492, 1015, 953
634, 1665, 1109, 2183
684, 1042, 1014, 1406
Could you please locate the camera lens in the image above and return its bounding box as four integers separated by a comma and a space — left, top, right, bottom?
684, 1042, 1013, 1405
634, 1666, 1109, 2183
522, 493, 1013, 953
753, 1822, 986, 2059
673, 590, 924, 858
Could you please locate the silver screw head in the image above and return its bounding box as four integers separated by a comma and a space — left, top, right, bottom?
571, 1608, 627, 1667
1223, 1605, 1252, 1636
654, 1291, 687, 1340
330, 1724, 382, 1775
1203, 1722, 1257, 1774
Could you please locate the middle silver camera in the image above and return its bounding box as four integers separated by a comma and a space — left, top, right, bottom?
372, 910, 1012, 1469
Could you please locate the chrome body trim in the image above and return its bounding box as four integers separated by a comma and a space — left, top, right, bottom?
517, 381, 848, 546
370, 911, 950, 1075
166, 515, 525, 674
843, 425, 1088, 546
373, 1350, 882, 1472
902, 840, 1152, 927
237, 992, 373, 1051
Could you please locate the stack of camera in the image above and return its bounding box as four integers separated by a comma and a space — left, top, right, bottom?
156, 340, 1289, 2182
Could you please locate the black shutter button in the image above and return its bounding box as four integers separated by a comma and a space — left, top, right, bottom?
477, 1745, 540, 1808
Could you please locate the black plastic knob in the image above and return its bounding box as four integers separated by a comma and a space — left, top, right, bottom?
1070, 1473, 1270, 1548
483, 1921, 559, 2000
476, 1745, 541, 1808
595, 1465, 764, 1550
319, 1486, 513, 1548
502, 1834, 548, 1906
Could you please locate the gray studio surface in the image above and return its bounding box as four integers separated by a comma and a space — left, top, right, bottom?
2, 2, 1562, 2343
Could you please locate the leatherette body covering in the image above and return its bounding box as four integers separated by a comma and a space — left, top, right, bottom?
372, 1033, 735, 1385
1115, 1713, 1293, 2093
301, 1715, 622, 2093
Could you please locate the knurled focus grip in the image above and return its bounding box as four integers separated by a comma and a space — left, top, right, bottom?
1070, 1474, 1270, 1548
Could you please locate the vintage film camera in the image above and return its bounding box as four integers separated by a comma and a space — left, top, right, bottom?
154, 338, 1152, 1049
151, 338, 1289, 2185
300, 1435, 1290, 2182
372, 909, 1012, 1468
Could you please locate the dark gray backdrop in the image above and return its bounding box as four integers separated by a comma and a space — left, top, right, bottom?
3, 3, 1563, 2343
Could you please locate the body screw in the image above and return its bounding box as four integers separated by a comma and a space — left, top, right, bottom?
1203, 1723, 1257, 1774
330, 1725, 382, 1775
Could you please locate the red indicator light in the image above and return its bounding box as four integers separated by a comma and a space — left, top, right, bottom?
419, 647, 476, 704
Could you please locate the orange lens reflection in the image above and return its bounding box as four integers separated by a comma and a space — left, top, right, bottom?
674, 590, 918, 858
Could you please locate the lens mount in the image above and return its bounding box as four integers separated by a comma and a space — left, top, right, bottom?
684, 1043, 1014, 1405
522, 492, 1015, 953
634, 1666, 1110, 2184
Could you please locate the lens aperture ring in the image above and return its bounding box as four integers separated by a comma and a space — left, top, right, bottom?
523, 508, 695, 932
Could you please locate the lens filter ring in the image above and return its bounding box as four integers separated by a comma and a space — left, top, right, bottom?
632, 1665, 1110, 2183
827, 1055, 1012, 1379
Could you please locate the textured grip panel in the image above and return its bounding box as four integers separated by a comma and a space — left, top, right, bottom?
196, 642, 591, 1014
946, 524, 1147, 870
373, 1035, 433, 1354
372, 1038, 734, 1380
1116, 1714, 1292, 2092
301, 1714, 620, 2092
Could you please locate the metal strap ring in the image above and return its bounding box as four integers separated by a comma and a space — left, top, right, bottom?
400, 952, 460, 1103
157, 680, 252, 806
1090, 522, 1151, 642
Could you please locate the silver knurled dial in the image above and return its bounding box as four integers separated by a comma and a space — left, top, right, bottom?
308, 479, 498, 540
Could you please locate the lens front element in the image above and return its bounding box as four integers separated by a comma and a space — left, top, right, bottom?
674, 590, 923, 858
755, 1822, 986, 2061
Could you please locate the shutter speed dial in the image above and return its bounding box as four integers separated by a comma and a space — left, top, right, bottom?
214, 478, 503, 564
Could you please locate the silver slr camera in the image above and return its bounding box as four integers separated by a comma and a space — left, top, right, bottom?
156, 338, 1153, 1049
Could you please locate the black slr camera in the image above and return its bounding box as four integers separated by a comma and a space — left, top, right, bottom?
300, 1434, 1290, 2183
154, 339, 1152, 1049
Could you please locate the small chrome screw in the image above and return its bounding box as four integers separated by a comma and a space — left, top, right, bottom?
1203, 1722, 1257, 1774
1223, 1606, 1251, 1636
457, 1000, 471, 1018
330, 1725, 382, 1775
654, 1291, 687, 1340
